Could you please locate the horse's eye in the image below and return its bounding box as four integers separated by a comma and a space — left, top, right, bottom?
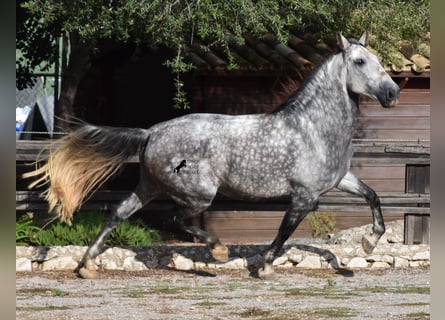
355, 58, 365, 66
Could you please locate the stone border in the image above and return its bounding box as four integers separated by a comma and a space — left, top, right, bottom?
16, 242, 430, 272
16, 220, 430, 272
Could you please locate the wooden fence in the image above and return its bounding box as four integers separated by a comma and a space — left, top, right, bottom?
16, 139, 430, 244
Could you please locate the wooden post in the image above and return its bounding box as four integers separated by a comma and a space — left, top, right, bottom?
404, 164, 430, 245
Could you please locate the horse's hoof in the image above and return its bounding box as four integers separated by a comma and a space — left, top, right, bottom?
211, 244, 229, 262
78, 267, 98, 279
361, 234, 377, 254
257, 267, 276, 280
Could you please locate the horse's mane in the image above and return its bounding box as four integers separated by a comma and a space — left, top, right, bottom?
269, 53, 336, 113
270, 36, 363, 114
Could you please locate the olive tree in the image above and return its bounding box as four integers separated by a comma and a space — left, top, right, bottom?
17, 0, 429, 128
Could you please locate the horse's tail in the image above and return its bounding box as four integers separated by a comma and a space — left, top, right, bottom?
23, 125, 149, 225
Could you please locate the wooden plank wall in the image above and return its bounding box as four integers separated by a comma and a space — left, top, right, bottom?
355, 91, 430, 141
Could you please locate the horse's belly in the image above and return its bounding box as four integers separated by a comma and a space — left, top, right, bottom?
217, 167, 292, 200
218, 180, 290, 200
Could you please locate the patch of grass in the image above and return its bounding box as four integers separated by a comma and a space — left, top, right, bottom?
126, 285, 146, 298
16, 287, 69, 297
285, 288, 322, 297
53, 288, 69, 297
239, 307, 272, 318
307, 211, 337, 240
16, 213, 41, 245
125, 282, 192, 298
361, 286, 430, 294
147, 280, 191, 295
400, 312, 430, 319
284, 287, 361, 300
302, 307, 357, 318
17, 305, 72, 311
19, 211, 161, 246
326, 278, 336, 288
396, 302, 429, 307
193, 300, 228, 308
256, 317, 301, 320
227, 281, 242, 291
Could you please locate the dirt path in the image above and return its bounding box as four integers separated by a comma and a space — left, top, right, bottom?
16, 267, 429, 320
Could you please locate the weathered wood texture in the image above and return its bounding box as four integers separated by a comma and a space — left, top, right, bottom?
16, 90, 430, 243
356, 91, 430, 141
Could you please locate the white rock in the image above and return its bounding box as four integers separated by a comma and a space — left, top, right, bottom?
100, 259, 119, 270
409, 261, 429, 267
16, 258, 32, 272
123, 257, 148, 271
219, 258, 246, 269
193, 262, 207, 270
341, 257, 350, 266
370, 262, 391, 269
272, 256, 288, 266
296, 256, 321, 269
366, 255, 382, 262
382, 255, 394, 264
170, 253, 194, 271
367, 255, 393, 264
99, 247, 115, 260
16, 246, 36, 258
394, 257, 409, 268
347, 257, 368, 268
42, 256, 78, 271
412, 251, 430, 261
289, 254, 303, 264
277, 262, 294, 269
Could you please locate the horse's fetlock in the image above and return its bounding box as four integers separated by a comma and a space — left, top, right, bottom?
373, 223, 385, 236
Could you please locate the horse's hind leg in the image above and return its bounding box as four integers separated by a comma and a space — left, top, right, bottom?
171, 193, 229, 263
174, 213, 229, 262
337, 171, 385, 254
76, 184, 158, 278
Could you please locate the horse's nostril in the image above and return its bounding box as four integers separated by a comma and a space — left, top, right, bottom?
386, 86, 399, 101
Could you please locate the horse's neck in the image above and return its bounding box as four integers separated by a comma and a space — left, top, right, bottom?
281, 54, 358, 126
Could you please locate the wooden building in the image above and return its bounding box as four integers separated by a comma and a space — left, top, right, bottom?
17, 32, 430, 244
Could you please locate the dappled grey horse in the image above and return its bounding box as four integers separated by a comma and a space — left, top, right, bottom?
26, 31, 400, 279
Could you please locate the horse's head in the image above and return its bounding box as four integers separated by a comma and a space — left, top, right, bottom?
337, 31, 400, 108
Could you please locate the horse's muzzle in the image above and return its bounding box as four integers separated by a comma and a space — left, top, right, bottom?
388, 99, 399, 108
379, 82, 400, 108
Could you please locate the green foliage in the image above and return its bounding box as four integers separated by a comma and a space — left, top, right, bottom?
307, 211, 337, 240
17, 0, 430, 107
17, 211, 160, 247
107, 216, 161, 246
16, 213, 42, 245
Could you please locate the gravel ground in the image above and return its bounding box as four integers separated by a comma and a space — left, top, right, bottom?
16, 267, 429, 320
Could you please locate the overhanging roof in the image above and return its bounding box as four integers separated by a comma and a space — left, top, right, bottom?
186, 31, 430, 77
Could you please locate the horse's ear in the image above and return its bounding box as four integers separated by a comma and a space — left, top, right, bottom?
336, 32, 350, 50
358, 30, 369, 47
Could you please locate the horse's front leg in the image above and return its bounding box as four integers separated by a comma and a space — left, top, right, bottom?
337, 171, 385, 254
259, 188, 317, 280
